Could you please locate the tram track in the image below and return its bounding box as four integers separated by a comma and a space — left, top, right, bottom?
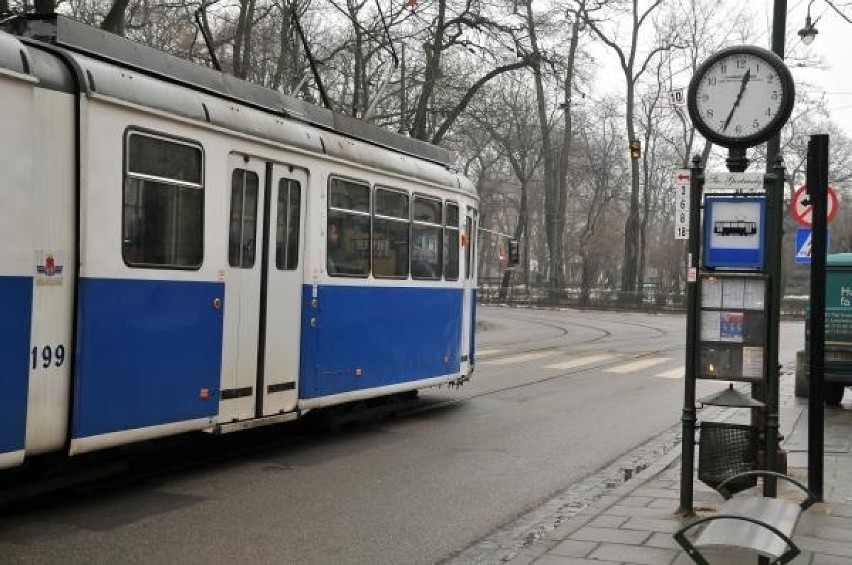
400, 344, 687, 418
472, 306, 678, 362
0, 308, 683, 510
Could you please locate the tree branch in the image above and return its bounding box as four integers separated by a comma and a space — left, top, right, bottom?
431, 56, 533, 145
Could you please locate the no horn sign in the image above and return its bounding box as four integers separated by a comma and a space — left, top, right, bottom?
791, 184, 839, 228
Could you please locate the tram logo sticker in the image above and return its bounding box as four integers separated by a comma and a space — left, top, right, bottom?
35, 250, 64, 286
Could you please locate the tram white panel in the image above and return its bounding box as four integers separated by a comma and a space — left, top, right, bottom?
69, 417, 214, 455
25, 88, 76, 455
323, 132, 461, 188
81, 57, 208, 123
0, 450, 25, 470
298, 374, 463, 410
0, 75, 36, 277
79, 98, 223, 283
202, 96, 324, 155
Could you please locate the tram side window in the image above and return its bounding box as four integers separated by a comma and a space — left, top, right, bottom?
123, 132, 203, 268
328, 178, 370, 276
444, 203, 459, 281
412, 196, 442, 280
276, 179, 301, 270
228, 169, 259, 269
373, 188, 410, 278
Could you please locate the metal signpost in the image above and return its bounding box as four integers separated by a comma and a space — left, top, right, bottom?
807, 135, 830, 500
679, 45, 795, 518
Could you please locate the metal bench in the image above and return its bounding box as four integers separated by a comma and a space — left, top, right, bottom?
674, 470, 818, 565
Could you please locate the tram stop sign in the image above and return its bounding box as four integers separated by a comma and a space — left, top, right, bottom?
791, 184, 839, 228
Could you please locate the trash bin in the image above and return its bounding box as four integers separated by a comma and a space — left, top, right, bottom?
698, 421, 758, 493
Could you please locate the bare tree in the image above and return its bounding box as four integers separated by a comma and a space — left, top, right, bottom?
573, 98, 624, 303
550, 9, 584, 290
473, 79, 545, 296
579, 0, 681, 298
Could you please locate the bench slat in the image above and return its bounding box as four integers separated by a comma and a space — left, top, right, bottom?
695, 498, 801, 559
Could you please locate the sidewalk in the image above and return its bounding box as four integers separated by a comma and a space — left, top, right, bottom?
506, 375, 852, 565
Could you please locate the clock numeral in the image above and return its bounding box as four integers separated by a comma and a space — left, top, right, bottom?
766, 107, 772, 116
767, 73, 774, 82
721, 64, 727, 74
772, 90, 779, 100
753, 119, 760, 129
701, 93, 709, 102
735, 125, 742, 134
706, 109, 714, 118
708, 77, 717, 86
736, 58, 746, 69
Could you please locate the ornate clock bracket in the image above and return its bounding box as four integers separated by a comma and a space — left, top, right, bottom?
726, 146, 750, 172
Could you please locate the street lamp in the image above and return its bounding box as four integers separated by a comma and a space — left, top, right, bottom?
798, 1, 820, 46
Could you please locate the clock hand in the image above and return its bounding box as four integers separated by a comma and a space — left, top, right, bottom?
722, 68, 751, 131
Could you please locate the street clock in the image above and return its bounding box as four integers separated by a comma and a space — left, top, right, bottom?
687, 45, 794, 148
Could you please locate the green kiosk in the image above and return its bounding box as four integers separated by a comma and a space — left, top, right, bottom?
796, 252, 852, 405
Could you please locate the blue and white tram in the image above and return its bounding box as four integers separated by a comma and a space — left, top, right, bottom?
0, 14, 478, 470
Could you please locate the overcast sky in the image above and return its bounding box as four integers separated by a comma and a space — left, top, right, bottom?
777, 0, 852, 134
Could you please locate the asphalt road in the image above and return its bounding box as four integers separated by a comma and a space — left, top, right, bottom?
0, 307, 804, 564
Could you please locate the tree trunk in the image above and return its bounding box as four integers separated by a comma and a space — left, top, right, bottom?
523, 2, 557, 291
621, 73, 641, 298
271, 4, 294, 90
412, 0, 446, 140
233, 0, 256, 79
101, 0, 130, 35
554, 14, 582, 291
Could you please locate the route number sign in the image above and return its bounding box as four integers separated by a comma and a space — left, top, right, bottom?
674, 169, 691, 239
675, 184, 689, 240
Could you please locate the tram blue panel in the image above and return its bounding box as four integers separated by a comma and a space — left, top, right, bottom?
0, 276, 32, 454
73, 278, 223, 438
300, 285, 463, 398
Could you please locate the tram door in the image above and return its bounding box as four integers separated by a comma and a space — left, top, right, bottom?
461, 210, 477, 370
220, 155, 266, 422
260, 165, 306, 415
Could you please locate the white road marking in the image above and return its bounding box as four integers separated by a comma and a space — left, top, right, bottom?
478, 350, 561, 365
655, 367, 685, 379
476, 349, 500, 358
606, 357, 670, 374
544, 354, 616, 370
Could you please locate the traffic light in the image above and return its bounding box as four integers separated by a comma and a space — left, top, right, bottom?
630, 140, 641, 160
508, 239, 520, 266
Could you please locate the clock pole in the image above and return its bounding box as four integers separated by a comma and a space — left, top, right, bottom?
682, 45, 794, 526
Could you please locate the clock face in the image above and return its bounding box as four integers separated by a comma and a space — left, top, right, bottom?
687, 46, 794, 148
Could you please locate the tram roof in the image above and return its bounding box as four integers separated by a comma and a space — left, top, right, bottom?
5, 14, 452, 168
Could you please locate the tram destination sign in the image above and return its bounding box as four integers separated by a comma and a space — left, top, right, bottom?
704, 172, 764, 193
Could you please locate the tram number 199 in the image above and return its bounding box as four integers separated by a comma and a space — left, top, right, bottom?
31, 345, 66, 370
